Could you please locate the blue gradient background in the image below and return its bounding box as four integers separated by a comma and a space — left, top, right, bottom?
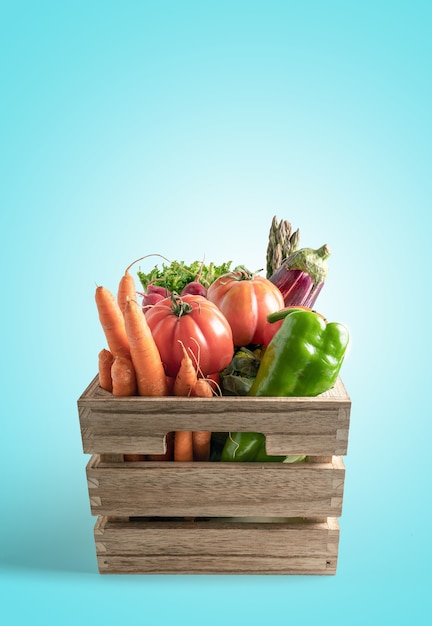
1, 1, 431, 623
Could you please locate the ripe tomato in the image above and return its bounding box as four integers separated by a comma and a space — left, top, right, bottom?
144, 294, 234, 377
207, 266, 284, 346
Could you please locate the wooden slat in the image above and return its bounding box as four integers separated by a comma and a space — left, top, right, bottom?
78, 376, 351, 456
86, 455, 345, 518
97, 554, 338, 575
94, 516, 339, 575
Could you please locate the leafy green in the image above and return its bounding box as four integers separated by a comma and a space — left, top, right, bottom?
137, 260, 232, 293
219, 346, 264, 396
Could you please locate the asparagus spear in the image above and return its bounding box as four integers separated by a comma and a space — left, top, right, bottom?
266, 215, 300, 278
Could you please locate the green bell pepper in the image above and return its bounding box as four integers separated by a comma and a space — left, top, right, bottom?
221, 431, 305, 463
220, 308, 349, 462
249, 308, 349, 397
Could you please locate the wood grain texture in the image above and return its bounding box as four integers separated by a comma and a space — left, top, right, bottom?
86, 455, 345, 518
77, 376, 351, 575
94, 516, 339, 574
78, 376, 351, 456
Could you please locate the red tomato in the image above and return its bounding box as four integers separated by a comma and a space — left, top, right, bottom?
206, 267, 284, 346
144, 294, 234, 377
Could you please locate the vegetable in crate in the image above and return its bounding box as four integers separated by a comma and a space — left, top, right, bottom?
269, 245, 331, 308
266, 215, 300, 279
138, 259, 232, 296
221, 431, 306, 463
249, 308, 350, 398
219, 346, 263, 396
222, 308, 349, 463
144, 293, 234, 377
207, 265, 284, 347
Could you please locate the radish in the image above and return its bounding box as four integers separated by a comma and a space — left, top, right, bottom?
181, 281, 207, 297
147, 284, 170, 298
140, 285, 171, 310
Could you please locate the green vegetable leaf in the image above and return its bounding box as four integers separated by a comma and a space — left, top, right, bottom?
137, 260, 232, 293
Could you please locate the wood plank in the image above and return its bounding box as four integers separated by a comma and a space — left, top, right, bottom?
94, 516, 339, 574
78, 375, 351, 456
86, 455, 345, 518
97, 554, 338, 575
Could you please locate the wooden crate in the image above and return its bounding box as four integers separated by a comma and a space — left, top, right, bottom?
78, 375, 351, 575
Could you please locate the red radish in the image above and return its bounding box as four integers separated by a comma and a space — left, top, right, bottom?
141, 292, 165, 309
140, 285, 172, 310
181, 281, 207, 297
148, 284, 171, 298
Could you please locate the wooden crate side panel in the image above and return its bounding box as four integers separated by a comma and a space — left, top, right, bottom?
86, 456, 345, 518
94, 516, 339, 575
97, 554, 338, 575
95, 517, 339, 557
78, 376, 351, 456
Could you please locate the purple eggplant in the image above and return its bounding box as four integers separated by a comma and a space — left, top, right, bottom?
269, 244, 330, 308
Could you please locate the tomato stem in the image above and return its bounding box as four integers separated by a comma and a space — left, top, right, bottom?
170, 293, 193, 317
232, 265, 264, 280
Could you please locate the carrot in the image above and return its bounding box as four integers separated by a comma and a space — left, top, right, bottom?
117, 269, 137, 313
192, 377, 214, 397
111, 355, 137, 396
95, 286, 130, 359
191, 378, 214, 461
98, 348, 113, 391
173, 342, 197, 397
174, 431, 194, 462
123, 297, 168, 396
117, 254, 174, 313
172, 342, 197, 461
192, 431, 212, 461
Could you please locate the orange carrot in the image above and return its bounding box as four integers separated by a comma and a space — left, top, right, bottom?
95, 286, 130, 359
123, 297, 168, 396
173, 431, 194, 462
117, 269, 137, 313
173, 342, 197, 397
172, 342, 197, 461
111, 355, 137, 396
117, 254, 174, 313
192, 378, 214, 397
192, 431, 212, 461
98, 348, 114, 391
191, 378, 214, 461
